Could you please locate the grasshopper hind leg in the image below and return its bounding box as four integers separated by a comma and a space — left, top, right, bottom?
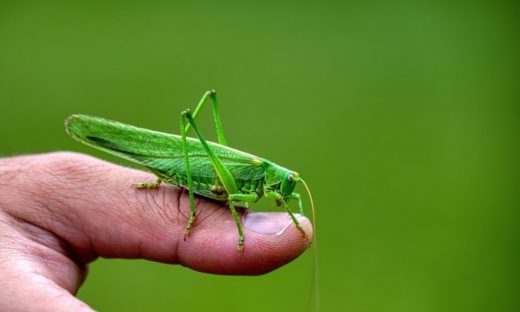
228, 193, 258, 253
179, 90, 229, 241
184, 90, 228, 146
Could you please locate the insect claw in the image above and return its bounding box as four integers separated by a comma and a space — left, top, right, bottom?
184, 228, 191, 240
184, 214, 196, 241
296, 225, 309, 240
133, 180, 161, 189
181, 109, 191, 117
236, 237, 244, 254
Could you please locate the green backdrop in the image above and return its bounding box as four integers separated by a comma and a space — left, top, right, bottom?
1, 1, 518, 311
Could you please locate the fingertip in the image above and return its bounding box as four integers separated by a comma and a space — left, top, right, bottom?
244, 211, 312, 237
176, 211, 313, 275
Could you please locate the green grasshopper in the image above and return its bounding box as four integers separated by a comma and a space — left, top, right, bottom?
65, 90, 315, 253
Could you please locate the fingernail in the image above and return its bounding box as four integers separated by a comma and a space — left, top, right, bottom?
244, 212, 304, 235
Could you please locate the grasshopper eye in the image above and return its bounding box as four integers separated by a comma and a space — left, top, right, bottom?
287, 174, 294, 182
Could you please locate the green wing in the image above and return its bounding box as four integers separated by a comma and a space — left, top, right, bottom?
65, 114, 266, 181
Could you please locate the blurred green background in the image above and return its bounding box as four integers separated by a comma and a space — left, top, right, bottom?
1, 1, 518, 311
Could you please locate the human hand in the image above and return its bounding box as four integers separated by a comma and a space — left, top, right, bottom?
0, 152, 312, 312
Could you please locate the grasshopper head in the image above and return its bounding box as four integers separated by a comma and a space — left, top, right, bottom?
264, 163, 299, 201
280, 171, 299, 196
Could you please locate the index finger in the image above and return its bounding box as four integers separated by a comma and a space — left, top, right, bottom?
2, 152, 312, 275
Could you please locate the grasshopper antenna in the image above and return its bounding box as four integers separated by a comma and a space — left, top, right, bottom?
300, 178, 319, 311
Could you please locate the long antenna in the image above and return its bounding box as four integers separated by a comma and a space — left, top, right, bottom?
300, 178, 319, 311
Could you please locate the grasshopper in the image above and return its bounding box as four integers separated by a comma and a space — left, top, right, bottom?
65, 90, 315, 253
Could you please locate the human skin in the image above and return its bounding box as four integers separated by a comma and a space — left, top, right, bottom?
0, 152, 312, 312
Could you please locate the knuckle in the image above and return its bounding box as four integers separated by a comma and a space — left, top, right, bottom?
41, 152, 109, 185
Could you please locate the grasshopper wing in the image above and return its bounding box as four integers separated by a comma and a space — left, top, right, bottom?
65, 114, 266, 182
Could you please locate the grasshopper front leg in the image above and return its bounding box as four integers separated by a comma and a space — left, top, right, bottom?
265, 191, 308, 240
289, 192, 305, 216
